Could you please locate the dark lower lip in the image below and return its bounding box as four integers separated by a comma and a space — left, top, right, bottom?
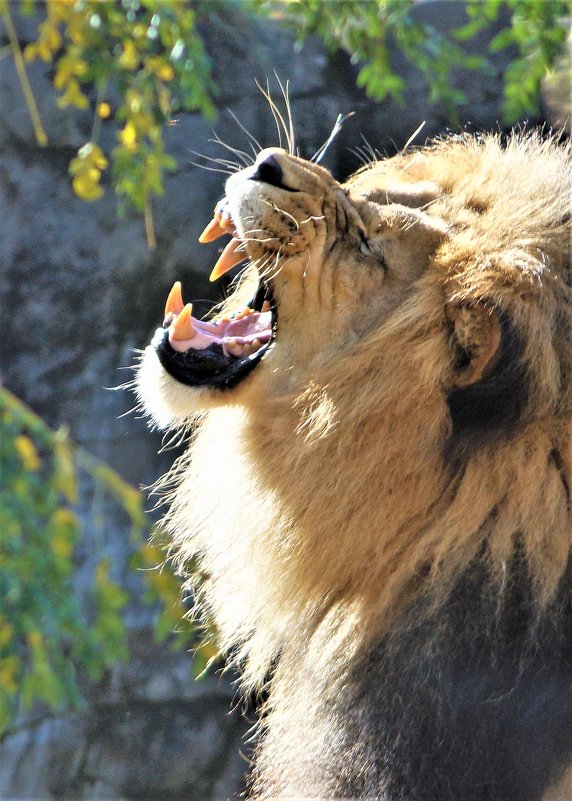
153, 328, 271, 390
153, 283, 276, 390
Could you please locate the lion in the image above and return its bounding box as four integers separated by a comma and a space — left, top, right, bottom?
137, 130, 572, 801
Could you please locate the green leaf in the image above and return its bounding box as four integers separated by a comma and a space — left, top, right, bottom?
489, 28, 515, 52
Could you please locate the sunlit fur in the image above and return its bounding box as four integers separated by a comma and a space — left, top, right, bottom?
137, 131, 571, 798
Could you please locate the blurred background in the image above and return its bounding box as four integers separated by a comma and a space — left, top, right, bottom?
0, 1, 569, 799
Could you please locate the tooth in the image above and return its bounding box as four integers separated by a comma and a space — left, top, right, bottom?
225, 337, 243, 357
209, 238, 247, 282
199, 206, 235, 243
220, 213, 233, 229
170, 303, 195, 340
164, 281, 184, 324
251, 338, 262, 350
199, 217, 227, 243
261, 300, 271, 312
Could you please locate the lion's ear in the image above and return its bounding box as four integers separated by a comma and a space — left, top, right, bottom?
446, 303, 502, 387
445, 303, 528, 440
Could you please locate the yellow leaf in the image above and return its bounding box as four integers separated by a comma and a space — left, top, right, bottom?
157, 64, 174, 81
51, 530, 74, 559
37, 41, 54, 63
57, 78, 89, 110
51, 507, 77, 527
23, 43, 38, 62
97, 102, 111, 119
119, 40, 140, 70
89, 143, 108, 170
68, 21, 86, 46
118, 122, 137, 152
53, 440, 78, 502
14, 435, 41, 472
72, 172, 104, 201
147, 57, 174, 82
53, 70, 67, 91
44, 25, 62, 52
27, 630, 43, 652
0, 657, 19, 694
126, 89, 142, 115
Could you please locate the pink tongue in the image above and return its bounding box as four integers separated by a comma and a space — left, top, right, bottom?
225, 314, 271, 339
168, 310, 272, 354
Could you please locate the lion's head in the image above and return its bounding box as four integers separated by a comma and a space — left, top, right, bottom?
137, 132, 571, 685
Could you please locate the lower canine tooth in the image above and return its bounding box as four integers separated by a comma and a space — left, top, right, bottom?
170, 303, 195, 340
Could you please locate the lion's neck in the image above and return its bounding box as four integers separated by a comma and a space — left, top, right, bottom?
172, 379, 569, 684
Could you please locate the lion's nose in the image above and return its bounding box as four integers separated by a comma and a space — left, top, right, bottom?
250, 153, 285, 189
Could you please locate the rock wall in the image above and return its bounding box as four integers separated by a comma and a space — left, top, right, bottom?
0, 3, 545, 799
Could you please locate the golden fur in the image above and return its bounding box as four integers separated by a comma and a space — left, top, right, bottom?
137, 132, 571, 798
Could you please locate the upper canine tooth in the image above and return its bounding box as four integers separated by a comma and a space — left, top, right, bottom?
209, 238, 247, 282
170, 303, 195, 340
199, 217, 228, 243
164, 281, 184, 324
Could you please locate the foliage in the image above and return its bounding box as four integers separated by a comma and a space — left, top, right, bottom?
250, 0, 569, 124
0, 387, 210, 738
2, 1, 568, 246
1, 0, 216, 246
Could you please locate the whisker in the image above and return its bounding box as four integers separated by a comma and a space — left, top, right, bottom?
242, 230, 280, 245
257, 78, 294, 153
402, 121, 426, 153
257, 79, 283, 150
210, 131, 253, 167
312, 112, 354, 164
189, 160, 234, 176
359, 133, 381, 164
273, 72, 296, 156
226, 109, 263, 159
193, 147, 243, 172
116, 405, 139, 420
189, 149, 236, 168
270, 202, 299, 230
349, 145, 377, 169
189, 150, 239, 175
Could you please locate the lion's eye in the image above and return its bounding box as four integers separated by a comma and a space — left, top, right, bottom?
359, 231, 387, 272
359, 230, 372, 256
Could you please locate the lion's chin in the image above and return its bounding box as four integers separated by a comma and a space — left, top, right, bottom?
135, 343, 238, 428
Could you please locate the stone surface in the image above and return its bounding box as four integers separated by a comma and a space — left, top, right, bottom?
0, 2, 548, 799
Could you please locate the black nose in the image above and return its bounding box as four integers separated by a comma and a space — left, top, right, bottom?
250, 154, 285, 189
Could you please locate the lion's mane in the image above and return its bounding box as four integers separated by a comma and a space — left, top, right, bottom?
139, 132, 571, 800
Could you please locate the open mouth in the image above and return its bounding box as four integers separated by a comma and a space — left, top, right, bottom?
153, 203, 276, 390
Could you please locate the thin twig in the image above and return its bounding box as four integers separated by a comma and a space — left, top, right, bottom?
143, 186, 157, 250
1, 2, 48, 146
